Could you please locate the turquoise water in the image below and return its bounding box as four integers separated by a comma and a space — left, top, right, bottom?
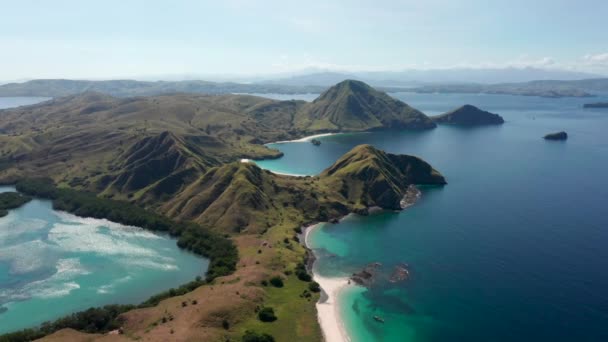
0, 186, 207, 333
258, 92, 608, 341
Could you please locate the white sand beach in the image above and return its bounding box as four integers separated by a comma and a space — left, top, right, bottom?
305, 224, 352, 342
270, 132, 340, 144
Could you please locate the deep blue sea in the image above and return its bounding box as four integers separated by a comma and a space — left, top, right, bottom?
256, 92, 608, 341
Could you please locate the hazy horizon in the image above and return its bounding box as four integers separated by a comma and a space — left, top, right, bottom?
1, 0, 607, 81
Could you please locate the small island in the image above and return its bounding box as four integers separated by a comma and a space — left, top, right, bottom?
0, 192, 32, 217
432, 104, 504, 126
544, 131, 568, 140
311, 138, 321, 146
583, 102, 608, 108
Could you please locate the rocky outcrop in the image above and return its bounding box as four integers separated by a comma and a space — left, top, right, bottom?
351, 262, 412, 287
544, 131, 568, 140
583, 102, 608, 108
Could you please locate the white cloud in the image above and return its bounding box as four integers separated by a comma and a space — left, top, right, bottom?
583, 53, 608, 65
266, 53, 608, 76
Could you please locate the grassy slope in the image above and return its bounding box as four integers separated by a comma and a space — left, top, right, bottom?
0, 81, 435, 205
29, 145, 444, 342
295, 80, 436, 132
0, 81, 444, 341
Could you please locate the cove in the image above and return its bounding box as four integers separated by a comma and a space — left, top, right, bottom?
257, 92, 608, 341
0, 186, 208, 334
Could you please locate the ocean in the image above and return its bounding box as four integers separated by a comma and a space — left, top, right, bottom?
256, 92, 608, 341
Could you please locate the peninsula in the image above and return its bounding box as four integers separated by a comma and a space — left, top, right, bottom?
0, 81, 445, 342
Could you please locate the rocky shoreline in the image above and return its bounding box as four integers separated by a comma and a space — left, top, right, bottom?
300, 184, 423, 341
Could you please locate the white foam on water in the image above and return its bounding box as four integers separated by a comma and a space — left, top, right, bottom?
97, 275, 133, 295
53, 211, 162, 240
0, 216, 47, 241
0, 239, 57, 275
1, 199, 186, 308
0, 258, 89, 301
121, 258, 179, 271
48, 222, 161, 258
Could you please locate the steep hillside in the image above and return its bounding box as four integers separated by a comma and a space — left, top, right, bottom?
0, 81, 438, 199
0, 92, 288, 194
2, 144, 446, 342
432, 104, 504, 125
320, 144, 446, 209
296, 80, 435, 131
105, 131, 221, 194
162, 145, 446, 232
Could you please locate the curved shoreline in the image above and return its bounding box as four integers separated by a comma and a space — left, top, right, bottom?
270, 132, 340, 144
305, 224, 353, 342
240, 159, 308, 177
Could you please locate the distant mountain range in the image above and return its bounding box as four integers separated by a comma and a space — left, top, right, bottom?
0, 79, 329, 97
258, 68, 601, 86
1, 73, 608, 99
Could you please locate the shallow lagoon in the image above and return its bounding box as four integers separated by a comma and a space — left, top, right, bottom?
0, 186, 207, 333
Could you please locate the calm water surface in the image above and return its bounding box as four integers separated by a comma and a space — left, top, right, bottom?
257, 92, 608, 341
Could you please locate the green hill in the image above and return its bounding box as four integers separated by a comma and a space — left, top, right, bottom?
296, 80, 435, 131
160, 145, 445, 233
432, 104, 504, 125
0, 81, 435, 201
320, 144, 446, 209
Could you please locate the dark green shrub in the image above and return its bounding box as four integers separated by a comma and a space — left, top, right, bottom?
269, 276, 284, 288
308, 281, 321, 293
242, 330, 275, 342
258, 307, 277, 322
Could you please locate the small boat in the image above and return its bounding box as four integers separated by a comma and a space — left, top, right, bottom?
373, 315, 385, 323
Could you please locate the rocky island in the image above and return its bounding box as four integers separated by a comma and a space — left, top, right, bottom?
432, 104, 504, 126
544, 131, 568, 140
584, 102, 608, 108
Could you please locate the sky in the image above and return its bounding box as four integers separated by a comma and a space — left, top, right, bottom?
1, 0, 607, 80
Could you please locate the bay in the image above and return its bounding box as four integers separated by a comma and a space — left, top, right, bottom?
257, 92, 608, 341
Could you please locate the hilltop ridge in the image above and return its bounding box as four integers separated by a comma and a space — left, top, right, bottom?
0, 81, 434, 202
296, 80, 435, 131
